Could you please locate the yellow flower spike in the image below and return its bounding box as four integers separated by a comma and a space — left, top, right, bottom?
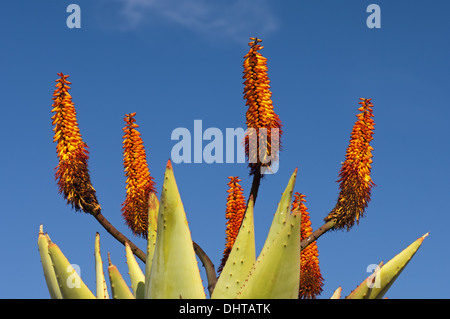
51, 73, 100, 215
121, 112, 156, 238
292, 193, 324, 299
243, 37, 282, 175
218, 176, 246, 273
325, 98, 375, 230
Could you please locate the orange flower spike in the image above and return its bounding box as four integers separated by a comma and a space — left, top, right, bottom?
218, 177, 246, 273
292, 193, 324, 299
325, 98, 375, 230
51, 73, 100, 215
243, 37, 282, 175
121, 113, 156, 238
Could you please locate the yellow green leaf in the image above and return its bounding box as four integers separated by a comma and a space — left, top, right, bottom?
347, 233, 428, 299
37, 225, 62, 299
48, 243, 96, 299
125, 242, 145, 299
212, 197, 256, 299
147, 160, 206, 299
238, 210, 301, 299
94, 232, 109, 299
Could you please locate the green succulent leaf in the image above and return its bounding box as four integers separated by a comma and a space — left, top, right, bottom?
94, 232, 109, 299
47, 242, 96, 299
108, 257, 134, 299
147, 160, 206, 299
237, 210, 301, 299
346, 233, 429, 299
125, 242, 145, 299
330, 287, 342, 299
144, 192, 159, 298
260, 168, 297, 253
37, 225, 63, 299
212, 196, 256, 299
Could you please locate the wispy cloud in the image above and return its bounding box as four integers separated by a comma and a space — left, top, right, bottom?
111, 0, 278, 40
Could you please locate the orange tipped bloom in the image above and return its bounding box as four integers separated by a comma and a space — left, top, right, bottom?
243, 37, 282, 175
121, 113, 156, 238
51, 73, 100, 214
218, 177, 246, 273
292, 193, 324, 299
325, 98, 375, 230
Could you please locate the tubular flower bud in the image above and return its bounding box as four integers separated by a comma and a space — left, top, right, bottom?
121, 113, 156, 238
218, 177, 246, 273
243, 37, 282, 175
325, 98, 375, 230
292, 193, 324, 299
51, 73, 100, 214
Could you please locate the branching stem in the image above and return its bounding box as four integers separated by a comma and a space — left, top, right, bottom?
93, 211, 147, 262
249, 170, 262, 205
300, 219, 336, 251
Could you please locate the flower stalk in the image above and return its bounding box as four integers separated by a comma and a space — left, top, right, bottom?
218, 177, 246, 273
292, 193, 324, 299
51, 73, 100, 215
121, 113, 156, 238
243, 37, 282, 203
324, 98, 375, 230
51, 73, 146, 262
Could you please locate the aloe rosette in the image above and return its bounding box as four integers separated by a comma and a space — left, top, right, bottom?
38, 163, 427, 299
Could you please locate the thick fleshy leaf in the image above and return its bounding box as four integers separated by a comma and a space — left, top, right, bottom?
237, 210, 301, 299
260, 168, 297, 253
47, 243, 96, 299
37, 225, 62, 299
330, 287, 342, 299
346, 233, 428, 299
108, 257, 134, 299
144, 192, 159, 298
125, 242, 145, 299
212, 197, 256, 299
147, 160, 206, 299
94, 233, 109, 299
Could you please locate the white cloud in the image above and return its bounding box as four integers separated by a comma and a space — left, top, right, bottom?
112, 0, 278, 40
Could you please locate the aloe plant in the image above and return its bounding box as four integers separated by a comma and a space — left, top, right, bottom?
40, 37, 428, 299
38, 163, 427, 299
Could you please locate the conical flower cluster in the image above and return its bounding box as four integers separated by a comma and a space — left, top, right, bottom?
292, 193, 324, 299
325, 98, 375, 230
51, 73, 100, 214
218, 177, 246, 273
121, 113, 156, 238
243, 37, 282, 175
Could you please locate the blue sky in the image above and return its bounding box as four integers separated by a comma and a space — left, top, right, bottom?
0, 0, 449, 299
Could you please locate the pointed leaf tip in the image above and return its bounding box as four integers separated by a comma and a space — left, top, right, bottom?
346, 233, 427, 299
212, 194, 256, 299
147, 162, 205, 299
47, 243, 95, 299
37, 227, 63, 299
125, 241, 145, 298
330, 287, 342, 299
238, 210, 301, 299
94, 232, 109, 299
